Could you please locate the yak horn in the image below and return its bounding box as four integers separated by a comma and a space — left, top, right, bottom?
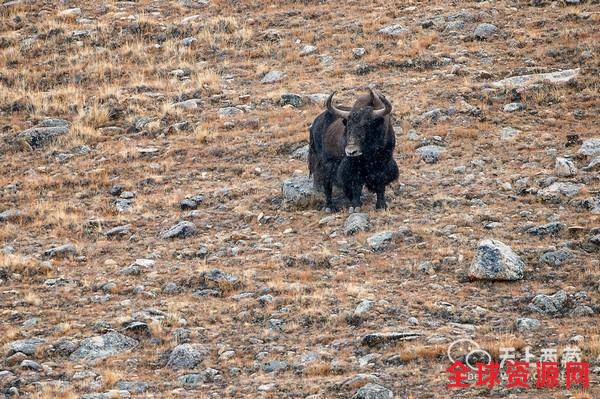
371, 90, 392, 118
326, 91, 350, 119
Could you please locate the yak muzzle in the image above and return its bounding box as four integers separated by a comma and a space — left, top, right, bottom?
345, 145, 362, 157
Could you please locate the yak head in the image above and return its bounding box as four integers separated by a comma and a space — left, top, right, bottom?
326, 88, 392, 157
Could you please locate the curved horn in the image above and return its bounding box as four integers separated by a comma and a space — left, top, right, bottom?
372, 91, 392, 118
326, 91, 350, 119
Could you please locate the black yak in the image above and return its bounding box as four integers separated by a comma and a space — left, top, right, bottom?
308, 88, 398, 212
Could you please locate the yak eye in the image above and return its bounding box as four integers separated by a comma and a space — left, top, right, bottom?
342, 119, 347, 126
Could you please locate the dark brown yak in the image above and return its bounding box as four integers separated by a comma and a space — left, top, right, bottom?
308, 88, 398, 212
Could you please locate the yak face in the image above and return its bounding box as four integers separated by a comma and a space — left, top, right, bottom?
327, 89, 392, 158
343, 107, 386, 157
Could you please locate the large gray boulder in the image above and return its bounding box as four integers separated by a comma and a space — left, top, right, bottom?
528, 290, 568, 315
69, 332, 138, 362
282, 176, 319, 208
166, 343, 209, 370
469, 239, 524, 281
354, 383, 394, 399
344, 213, 370, 235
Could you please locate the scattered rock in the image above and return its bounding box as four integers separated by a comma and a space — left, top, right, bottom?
200, 268, 241, 292
104, 225, 131, 238
166, 343, 209, 370
366, 228, 418, 251
528, 290, 568, 315
7, 338, 45, 356
262, 360, 289, 373
261, 70, 285, 84
539, 249, 572, 266
115, 381, 149, 394
515, 318, 540, 331
218, 107, 243, 117
492, 68, 580, 90
81, 391, 131, 399
161, 221, 197, 239
280, 93, 303, 108
582, 157, 600, 172
503, 102, 525, 112
469, 239, 524, 281
578, 139, 600, 157
291, 144, 309, 161
353, 383, 393, 399
501, 127, 521, 140
0, 209, 25, 222
282, 176, 319, 208
555, 157, 577, 177
69, 332, 138, 362
299, 45, 317, 56
16, 123, 69, 149
344, 213, 370, 235
378, 24, 408, 36
474, 23, 498, 40
172, 99, 201, 110
352, 47, 366, 58
538, 182, 584, 203
527, 222, 565, 237
416, 145, 445, 163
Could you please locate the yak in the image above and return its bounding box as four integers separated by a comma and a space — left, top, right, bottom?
308, 88, 398, 212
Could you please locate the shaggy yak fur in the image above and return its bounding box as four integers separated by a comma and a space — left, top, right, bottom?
308, 88, 399, 211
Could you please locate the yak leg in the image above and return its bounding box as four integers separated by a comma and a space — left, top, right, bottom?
323, 162, 339, 212
375, 188, 387, 210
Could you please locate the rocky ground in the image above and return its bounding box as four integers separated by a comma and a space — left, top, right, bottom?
0, 0, 599, 398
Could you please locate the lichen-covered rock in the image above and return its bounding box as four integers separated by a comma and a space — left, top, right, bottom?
166, 343, 209, 370
69, 332, 138, 362
282, 176, 319, 208
469, 239, 524, 281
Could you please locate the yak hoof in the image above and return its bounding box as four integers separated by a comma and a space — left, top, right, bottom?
348, 206, 361, 214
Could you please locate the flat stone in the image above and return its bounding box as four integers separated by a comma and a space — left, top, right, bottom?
527, 222, 565, 237
378, 24, 408, 35
161, 221, 197, 239
282, 176, 319, 208
416, 145, 445, 163
344, 213, 370, 235
539, 249, 572, 266
501, 127, 521, 140
354, 383, 394, 399
538, 182, 584, 203
104, 225, 131, 237
555, 157, 577, 177
261, 70, 285, 84
166, 343, 209, 370
172, 99, 201, 109
280, 93, 303, 107
474, 23, 498, 40
578, 139, 600, 157
299, 45, 317, 56
515, 318, 540, 331
503, 102, 525, 112
16, 126, 69, 148
492, 68, 580, 90
69, 332, 138, 362
218, 107, 243, 117
7, 338, 45, 356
